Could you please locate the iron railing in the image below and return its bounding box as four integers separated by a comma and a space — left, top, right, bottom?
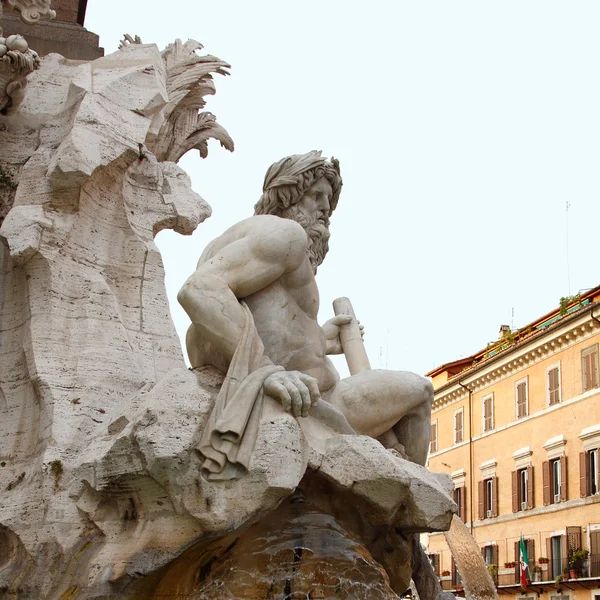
439, 554, 600, 590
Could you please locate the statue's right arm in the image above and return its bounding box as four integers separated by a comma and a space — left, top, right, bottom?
177, 218, 308, 363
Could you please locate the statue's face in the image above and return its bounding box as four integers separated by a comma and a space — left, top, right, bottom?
298, 177, 333, 224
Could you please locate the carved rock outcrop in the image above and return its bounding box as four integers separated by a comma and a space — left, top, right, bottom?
0, 39, 234, 599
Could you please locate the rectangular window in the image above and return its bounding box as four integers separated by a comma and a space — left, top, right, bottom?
513, 466, 534, 511
582, 344, 599, 392
427, 553, 440, 576
544, 457, 567, 504
551, 536, 563, 579
485, 478, 493, 517
516, 378, 528, 419
478, 476, 498, 519
454, 409, 464, 444
453, 486, 466, 521
520, 468, 528, 508
582, 448, 600, 497
552, 459, 561, 502
591, 449, 599, 495
548, 365, 561, 406
430, 421, 438, 454
483, 394, 494, 432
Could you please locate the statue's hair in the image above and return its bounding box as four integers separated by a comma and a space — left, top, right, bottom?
254, 159, 342, 217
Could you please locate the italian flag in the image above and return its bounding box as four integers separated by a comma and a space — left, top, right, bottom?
519, 536, 530, 587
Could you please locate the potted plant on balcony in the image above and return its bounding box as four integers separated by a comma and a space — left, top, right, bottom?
538, 557, 549, 564
568, 549, 589, 578
442, 570, 451, 577
531, 566, 542, 583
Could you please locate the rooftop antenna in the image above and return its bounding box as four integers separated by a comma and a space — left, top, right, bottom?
385, 329, 389, 369
511, 307, 514, 331
566, 201, 571, 295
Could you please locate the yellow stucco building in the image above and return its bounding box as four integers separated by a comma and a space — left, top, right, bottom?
425, 286, 600, 600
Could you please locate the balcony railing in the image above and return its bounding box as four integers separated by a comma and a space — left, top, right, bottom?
438, 554, 600, 591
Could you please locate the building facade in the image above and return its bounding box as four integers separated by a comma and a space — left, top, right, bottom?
425, 287, 600, 600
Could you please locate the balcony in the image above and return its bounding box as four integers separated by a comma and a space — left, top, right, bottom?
437, 554, 600, 595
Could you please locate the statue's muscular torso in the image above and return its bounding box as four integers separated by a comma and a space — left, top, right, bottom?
186, 215, 340, 393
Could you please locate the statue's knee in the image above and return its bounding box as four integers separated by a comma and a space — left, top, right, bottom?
423, 378, 434, 404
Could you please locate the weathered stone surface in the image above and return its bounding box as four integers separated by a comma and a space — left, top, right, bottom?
0, 25, 456, 600
0, 37, 233, 599
318, 436, 455, 532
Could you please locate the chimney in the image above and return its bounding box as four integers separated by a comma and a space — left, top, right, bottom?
499, 324, 511, 339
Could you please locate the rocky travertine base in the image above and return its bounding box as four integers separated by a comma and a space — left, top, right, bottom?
146, 498, 401, 600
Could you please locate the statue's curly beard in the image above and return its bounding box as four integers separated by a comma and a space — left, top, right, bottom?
280, 205, 330, 274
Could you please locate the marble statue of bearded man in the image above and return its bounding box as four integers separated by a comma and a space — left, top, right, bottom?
178, 151, 433, 479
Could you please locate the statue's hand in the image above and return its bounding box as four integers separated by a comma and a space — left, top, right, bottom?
263, 371, 321, 418
322, 314, 365, 355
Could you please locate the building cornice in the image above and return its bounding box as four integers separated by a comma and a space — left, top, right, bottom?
433, 307, 600, 410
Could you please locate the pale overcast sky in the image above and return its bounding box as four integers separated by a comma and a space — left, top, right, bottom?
87, 1, 600, 377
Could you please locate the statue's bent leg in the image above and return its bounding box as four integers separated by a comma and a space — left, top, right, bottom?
326, 369, 433, 466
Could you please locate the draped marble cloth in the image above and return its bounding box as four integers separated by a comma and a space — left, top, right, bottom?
198, 301, 283, 480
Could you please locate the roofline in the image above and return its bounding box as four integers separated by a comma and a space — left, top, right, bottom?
426, 357, 474, 378
431, 298, 600, 396
426, 285, 600, 379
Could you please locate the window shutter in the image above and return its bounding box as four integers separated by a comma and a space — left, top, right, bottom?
478, 480, 484, 520
517, 382, 528, 417
527, 465, 534, 509
591, 531, 600, 577
454, 413, 458, 443
561, 535, 568, 573
434, 554, 440, 576
582, 350, 597, 391
580, 451, 589, 497
560, 456, 568, 501
514, 541, 520, 582
455, 411, 463, 443
491, 476, 499, 517
549, 368, 560, 405
430, 423, 437, 453
484, 397, 492, 430
583, 352, 589, 391
567, 526, 582, 553
546, 537, 553, 578
542, 461, 550, 505
460, 486, 466, 522
528, 539, 535, 566
512, 471, 519, 512
492, 544, 498, 567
